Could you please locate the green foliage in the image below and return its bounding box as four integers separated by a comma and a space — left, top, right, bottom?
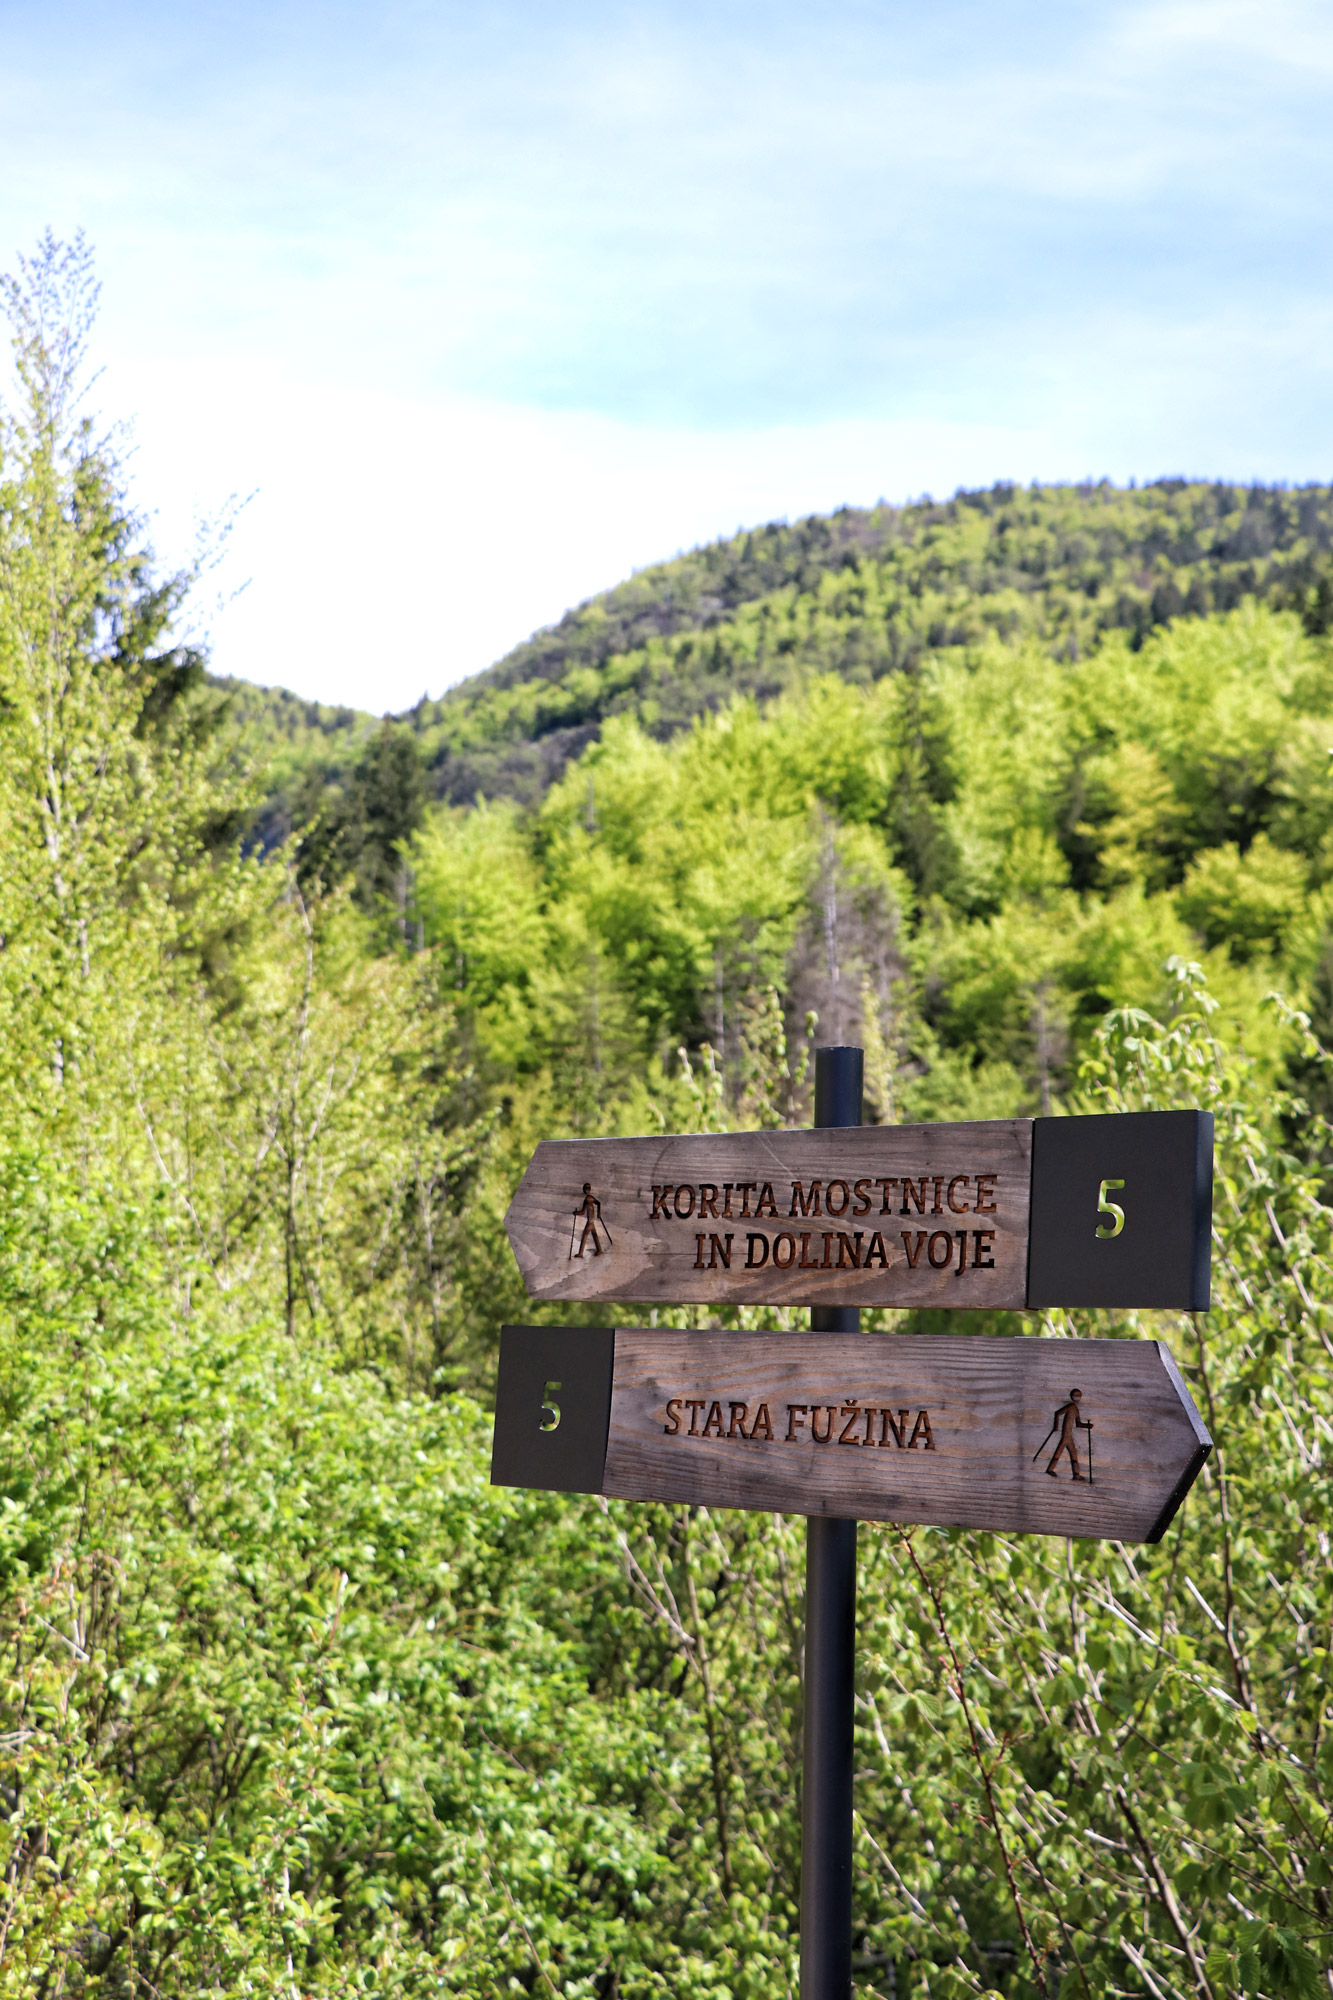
292, 721, 428, 916
218, 678, 381, 852
4, 987, 1332, 1995
0, 235, 218, 748
238, 477, 1333, 832
391, 479, 1333, 808
0, 1157, 707, 1992
2, 238, 1332, 1994
408, 604, 1333, 1138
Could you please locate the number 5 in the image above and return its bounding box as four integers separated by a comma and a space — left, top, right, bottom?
1096, 1179, 1125, 1239
540, 1380, 562, 1431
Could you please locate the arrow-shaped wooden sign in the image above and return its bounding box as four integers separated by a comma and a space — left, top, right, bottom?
491, 1322, 1213, 1544
504, 1109, 1213, 1311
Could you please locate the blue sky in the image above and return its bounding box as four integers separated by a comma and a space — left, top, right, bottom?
3, 0, 1332, 708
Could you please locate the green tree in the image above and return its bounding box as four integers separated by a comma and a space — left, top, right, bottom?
293, 720, 427, 917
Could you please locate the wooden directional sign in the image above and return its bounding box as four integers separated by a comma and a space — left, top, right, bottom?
491, 1322, 1213, 1544
505, 1109, 1213, 1311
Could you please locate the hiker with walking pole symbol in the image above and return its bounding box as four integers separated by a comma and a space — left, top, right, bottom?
1033, 1388, 1094, 1484
570, 1184, 612, 1260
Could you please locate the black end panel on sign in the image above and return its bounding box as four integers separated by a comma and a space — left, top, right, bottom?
1026, 1110, 1213, 1310
490, 1324, 614, 1495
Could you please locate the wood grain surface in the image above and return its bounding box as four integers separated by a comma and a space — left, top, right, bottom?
600, 1328, 1211, 1543
505, 1123, 1032, 1307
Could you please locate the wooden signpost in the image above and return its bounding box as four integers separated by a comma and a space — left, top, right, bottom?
492, 1324, 1212, 1545
491, 1053, 1216, 2000
505, 1107, 1214, 1311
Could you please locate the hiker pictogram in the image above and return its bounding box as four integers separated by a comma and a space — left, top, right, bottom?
1033, 1388, 1094, 1484
570, 1183, 612, 1259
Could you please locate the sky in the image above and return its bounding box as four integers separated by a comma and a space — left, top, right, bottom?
2, 0, 1332, 711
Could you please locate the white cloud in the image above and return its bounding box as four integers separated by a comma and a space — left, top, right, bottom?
118, 352, 1075, 709
1115, 0, 1333, 73
113, 299, 1333, 714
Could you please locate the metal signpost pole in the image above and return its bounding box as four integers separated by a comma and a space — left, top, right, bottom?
802, 1045, 863, 2000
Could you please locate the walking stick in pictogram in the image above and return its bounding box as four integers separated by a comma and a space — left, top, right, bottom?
1031, 1422, 1059, 1465
569, 1183, 612, 1260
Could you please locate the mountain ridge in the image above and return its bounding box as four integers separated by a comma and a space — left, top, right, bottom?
223, 477, 1333, 845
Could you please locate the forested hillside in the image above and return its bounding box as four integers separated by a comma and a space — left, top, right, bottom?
215, 675, 380, 846
2, 239, 1331, 1995
239, 475, 1333, 845
400, 477, 1333, 806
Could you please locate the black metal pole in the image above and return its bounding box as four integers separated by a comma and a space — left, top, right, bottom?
801, 1045, 862, 2000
